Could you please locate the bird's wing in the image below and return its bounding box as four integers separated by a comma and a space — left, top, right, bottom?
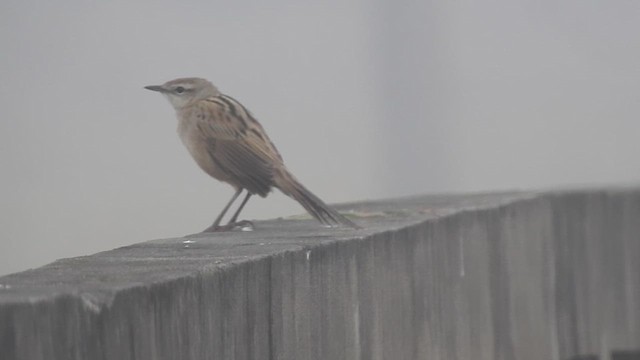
194, 95, 283, 196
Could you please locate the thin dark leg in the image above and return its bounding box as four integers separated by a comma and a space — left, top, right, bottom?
227, 192, 252, 225
202, 188, 243, 232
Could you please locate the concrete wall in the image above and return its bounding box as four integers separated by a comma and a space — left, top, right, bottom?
0, 190, 639, 359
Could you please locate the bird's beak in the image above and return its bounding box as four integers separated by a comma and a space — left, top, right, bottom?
144, 85, 166, 93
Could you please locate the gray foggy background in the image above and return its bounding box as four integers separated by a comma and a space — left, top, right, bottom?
1, 1, 639, 276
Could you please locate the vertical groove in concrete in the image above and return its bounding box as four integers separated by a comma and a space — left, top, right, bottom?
0, 190, 639, 359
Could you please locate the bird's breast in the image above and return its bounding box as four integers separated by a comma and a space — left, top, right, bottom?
176, 113, 230, 183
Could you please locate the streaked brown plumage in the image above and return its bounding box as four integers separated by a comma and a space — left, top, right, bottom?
145, 77, 358, 231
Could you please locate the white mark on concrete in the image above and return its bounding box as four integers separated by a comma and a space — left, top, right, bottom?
80, 293, 101, 314
184, 245, 190, 248
349, 256, 361, 360
306, 250, 311, 260
259, 242, 265, 246
0, 284, 12, 289
353, 302, 361, 359
459, 235, 466, 277
183, 239, 196, 244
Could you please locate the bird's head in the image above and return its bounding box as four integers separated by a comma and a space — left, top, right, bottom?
144, 77, 220, 109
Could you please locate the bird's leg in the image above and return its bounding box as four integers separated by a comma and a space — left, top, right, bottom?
202, 188, 243, 232
225, 192, 253, 229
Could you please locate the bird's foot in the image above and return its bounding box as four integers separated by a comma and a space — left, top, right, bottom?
201, 220, 254, 233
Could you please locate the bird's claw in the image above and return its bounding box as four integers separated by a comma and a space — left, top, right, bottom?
202, 220, 254, 233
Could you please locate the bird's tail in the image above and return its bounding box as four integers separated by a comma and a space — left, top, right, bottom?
275, 170, 359, 229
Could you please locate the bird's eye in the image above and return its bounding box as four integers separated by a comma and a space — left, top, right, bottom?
175, 86, 185, 94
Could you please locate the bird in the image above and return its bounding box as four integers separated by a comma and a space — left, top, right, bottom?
144, 77, 359, 232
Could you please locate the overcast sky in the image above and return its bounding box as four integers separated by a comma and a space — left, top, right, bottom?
2, 0, 640, 276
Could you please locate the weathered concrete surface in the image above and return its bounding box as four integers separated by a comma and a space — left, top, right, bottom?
0, 189, 639, 360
